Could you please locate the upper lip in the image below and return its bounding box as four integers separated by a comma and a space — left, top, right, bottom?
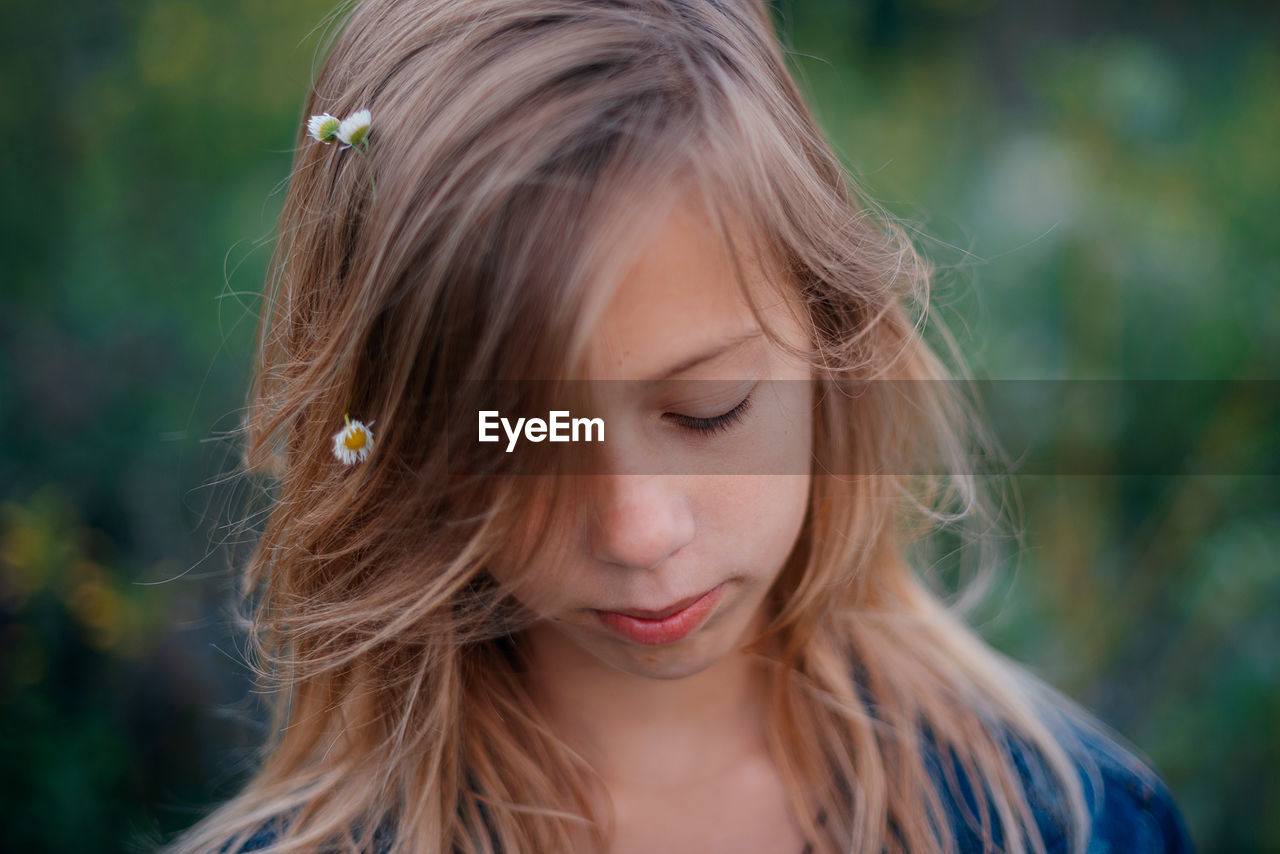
598, 586, 717, 620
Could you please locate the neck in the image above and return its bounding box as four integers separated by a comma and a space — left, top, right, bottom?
517, 620, 773, 790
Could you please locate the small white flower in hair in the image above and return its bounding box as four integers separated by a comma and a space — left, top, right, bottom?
337, 109, 372, 149
307, 113, 341, 143
332, 414, 376, 465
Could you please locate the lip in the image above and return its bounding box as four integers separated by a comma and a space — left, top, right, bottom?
593, 583, 727, 646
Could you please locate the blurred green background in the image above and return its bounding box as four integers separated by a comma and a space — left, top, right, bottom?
1, 0, 1276, 851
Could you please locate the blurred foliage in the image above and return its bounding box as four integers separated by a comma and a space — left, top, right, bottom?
0, 0, 1275, 851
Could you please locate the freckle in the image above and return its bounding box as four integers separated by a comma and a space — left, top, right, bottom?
644, 656, 657, 663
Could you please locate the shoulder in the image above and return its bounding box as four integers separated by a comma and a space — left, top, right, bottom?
919, 715, 1194, 854
1064, 722, 1196, 854
983, 722, 1192, 854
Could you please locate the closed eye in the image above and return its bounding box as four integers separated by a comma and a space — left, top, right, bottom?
665, 389, 755, 436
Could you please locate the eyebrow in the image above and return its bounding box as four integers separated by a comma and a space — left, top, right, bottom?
649, 328, 763, 382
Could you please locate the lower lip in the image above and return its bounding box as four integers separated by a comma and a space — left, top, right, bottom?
593, 584, 727, 646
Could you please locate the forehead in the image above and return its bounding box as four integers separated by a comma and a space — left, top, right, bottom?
583, 196, 771, 382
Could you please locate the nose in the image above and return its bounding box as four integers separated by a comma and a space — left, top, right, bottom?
588, 474, 695, 571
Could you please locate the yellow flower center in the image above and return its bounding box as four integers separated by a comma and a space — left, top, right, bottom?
344, 428, 367, 450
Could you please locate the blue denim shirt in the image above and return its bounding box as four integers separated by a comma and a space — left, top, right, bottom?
919, 719, 1195, 854
226, 719, 1194, 853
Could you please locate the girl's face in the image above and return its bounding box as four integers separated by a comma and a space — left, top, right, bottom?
494, 195, 814, 680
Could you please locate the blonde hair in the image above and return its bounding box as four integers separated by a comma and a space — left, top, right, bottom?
163, 0, 1122, 851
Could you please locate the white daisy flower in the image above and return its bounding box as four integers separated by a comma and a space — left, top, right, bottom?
307, 113, 341, 143
332, 416, 376, 465
336, 109, 372, 148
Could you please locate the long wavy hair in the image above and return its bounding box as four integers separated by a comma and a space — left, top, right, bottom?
163, 0, 1122, 851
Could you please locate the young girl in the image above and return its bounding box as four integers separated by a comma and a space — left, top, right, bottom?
164, 0, 1194, 852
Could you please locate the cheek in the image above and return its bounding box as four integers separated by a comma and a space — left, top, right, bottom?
486, 485, 584, 616
687, 396, 814, 579
746, 375, 813, 476
491, 551, 585, 620
698, 472, 811, 577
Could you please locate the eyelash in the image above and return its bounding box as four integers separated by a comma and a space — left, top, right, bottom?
665, 390, 755, 437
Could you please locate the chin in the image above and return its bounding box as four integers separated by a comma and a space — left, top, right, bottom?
611, 645, 724, 681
